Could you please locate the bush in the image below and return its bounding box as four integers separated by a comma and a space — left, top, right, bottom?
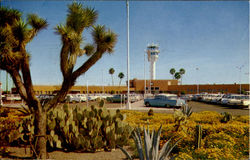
147, 109, 154, 116
121, 110, 249, 159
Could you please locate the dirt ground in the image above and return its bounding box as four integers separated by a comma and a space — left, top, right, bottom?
2, 146, 133, 160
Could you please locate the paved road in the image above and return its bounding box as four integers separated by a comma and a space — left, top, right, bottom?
109, 100, 249, 115
2, 100, 249, 115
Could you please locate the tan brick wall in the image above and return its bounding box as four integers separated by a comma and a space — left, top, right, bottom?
33, 85, 133, 95
16, 80, 250, 95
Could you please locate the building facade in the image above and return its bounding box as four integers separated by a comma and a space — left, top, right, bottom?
11, 79, 248, 95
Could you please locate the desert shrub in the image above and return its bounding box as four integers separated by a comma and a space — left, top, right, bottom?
190, 111, 222, 124
147, 109, 154, 116
193, 148, 235, 160
121, 110, 249, 159
204, 132, 235, 149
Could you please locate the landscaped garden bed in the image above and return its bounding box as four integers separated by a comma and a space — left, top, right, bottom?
0, 106, 249, 159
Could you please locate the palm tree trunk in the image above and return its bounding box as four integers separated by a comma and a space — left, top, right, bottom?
112, 75, 114, 86
119, 79, 121, 86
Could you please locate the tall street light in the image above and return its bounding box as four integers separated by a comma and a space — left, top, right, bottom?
126, 0, 131, 109
236, 65, 244, 94
196, 68, 199, 94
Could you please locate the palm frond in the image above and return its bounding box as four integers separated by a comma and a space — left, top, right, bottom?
27, 14, 48, 31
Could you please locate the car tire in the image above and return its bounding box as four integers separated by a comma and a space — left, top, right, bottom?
165, 104, 170, 108
145, 102, 150, 107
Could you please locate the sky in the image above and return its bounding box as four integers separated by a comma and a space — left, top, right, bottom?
0, 0, 249, 90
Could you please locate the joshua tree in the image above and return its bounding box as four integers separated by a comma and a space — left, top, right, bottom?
0, 3, 117, 158
118, 72, 124, 86
170, 68, 175, 79
179, 68, 185, 85
109, 68, 115, 86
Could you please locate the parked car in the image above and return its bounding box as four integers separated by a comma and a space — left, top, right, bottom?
227, 94, 249, 106
240, 95, 250, 107
144, 94, 186, 108
180, 94, 193, 102
220, 94, 232, 105
107, 94, 126, 103
65, 94, 81, 103
202, 94, 223, 103
210, 94, 224, 104
75, 94, 87, 102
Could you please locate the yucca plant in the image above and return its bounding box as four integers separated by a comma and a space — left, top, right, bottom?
118, 126, 180, 160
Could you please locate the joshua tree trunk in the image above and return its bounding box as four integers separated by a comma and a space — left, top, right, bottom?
34, 104, 47, 159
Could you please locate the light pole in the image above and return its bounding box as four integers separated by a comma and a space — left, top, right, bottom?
196, 68, 199, 94
126, 0, 131, 109
236, 65, 244, 94
86, 80, 88, 107
144, 50, 146, 98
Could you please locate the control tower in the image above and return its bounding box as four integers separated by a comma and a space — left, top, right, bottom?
147, 43, 160, 80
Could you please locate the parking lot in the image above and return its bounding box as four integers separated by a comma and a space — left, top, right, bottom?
2, 99, 249, 116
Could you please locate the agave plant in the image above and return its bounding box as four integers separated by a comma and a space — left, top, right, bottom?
181, 104, 192, 118
118, 126, 180, 160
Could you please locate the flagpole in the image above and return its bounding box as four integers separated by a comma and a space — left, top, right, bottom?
126, 0, 131, 109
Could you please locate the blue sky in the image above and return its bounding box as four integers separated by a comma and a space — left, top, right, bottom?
0, 0, 249, 90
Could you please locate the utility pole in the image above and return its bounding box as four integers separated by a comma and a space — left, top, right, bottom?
236, 65, 244, 94
86, 80, 88, 107
144, 50, 146, 98
196, 68, 199, 94
126, 0, 131, 109
6, 72, 8, 93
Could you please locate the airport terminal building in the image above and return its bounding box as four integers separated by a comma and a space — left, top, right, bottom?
18, 79, 250, 95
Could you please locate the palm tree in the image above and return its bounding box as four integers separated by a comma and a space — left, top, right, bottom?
118, 72, 124, 86
170, 68, 175, 79
109, 68, 115, 85
179, 68, 185, 85
174, 72, 181, 84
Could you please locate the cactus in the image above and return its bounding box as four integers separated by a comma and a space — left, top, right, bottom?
220, 112, 232, 123
13, 104, 132, 152
195, 125, 202, 149
99, 99, 105, 107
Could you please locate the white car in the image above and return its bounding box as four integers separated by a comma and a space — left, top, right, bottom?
220, 94, 232, 105
75, 94, 87, 102
65, 94, 81, 103
227, 94, 245, 106
240, 95, 250, 107
210, 94, 224, 103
